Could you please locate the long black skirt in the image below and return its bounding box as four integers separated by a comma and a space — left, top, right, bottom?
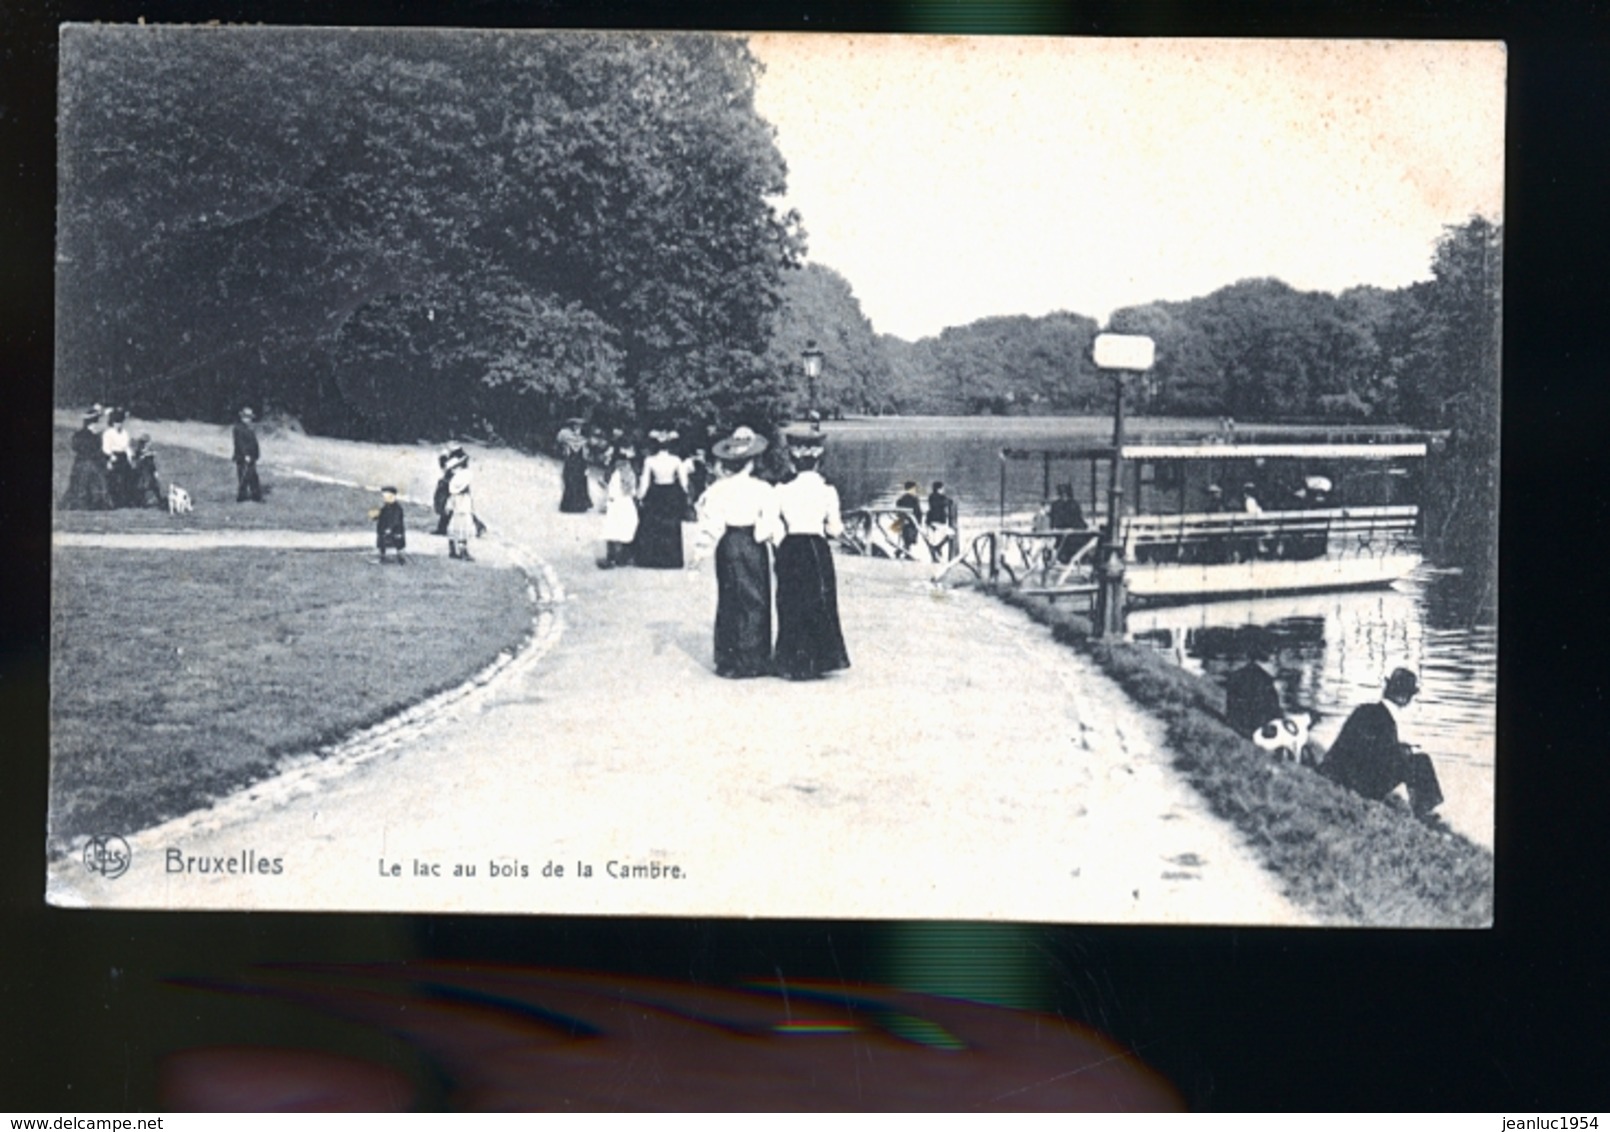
714, 526, 772, 678
633, 481, 687, 568
60, 455, 110, 510
773, 534, 850, 680
559, 450, 593, 513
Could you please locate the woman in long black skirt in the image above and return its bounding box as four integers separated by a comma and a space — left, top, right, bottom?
771, 432, 850, 680
632, 428, 689, 568
60, 406, 111, 511
557, 418, 593, 513
692, 427, 779, 679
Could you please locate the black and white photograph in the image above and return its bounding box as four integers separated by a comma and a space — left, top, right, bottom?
46, 28, 1503, 926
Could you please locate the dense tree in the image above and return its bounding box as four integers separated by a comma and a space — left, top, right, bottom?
766, 263, 895, 418
56, 27, 802, 442
1401, 217, 1502, 573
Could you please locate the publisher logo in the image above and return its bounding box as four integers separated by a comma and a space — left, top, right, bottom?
83, 835, 131, 880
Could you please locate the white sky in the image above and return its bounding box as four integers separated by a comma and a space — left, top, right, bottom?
749, 36, 1506, 341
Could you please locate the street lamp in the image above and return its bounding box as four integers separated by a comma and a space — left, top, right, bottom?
801, 341, 824, 431
1091, 332, 1157, 638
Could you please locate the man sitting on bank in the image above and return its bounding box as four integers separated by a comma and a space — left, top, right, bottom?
1320, 667, 1445, 823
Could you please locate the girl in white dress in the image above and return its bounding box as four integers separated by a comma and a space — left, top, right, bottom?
601, 443, 640, 567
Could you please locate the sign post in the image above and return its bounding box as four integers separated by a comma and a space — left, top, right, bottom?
1091, 333, 1156, 638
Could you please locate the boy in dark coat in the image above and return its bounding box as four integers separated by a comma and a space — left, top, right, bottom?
232, 407, 263, 502
374, 486, 407, 564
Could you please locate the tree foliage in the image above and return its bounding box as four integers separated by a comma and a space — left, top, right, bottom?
57, 27, 803, 442
765, 264, 894, 418
870, 218, 1499, 438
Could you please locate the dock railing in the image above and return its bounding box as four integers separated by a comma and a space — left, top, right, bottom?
934, 528, 1101, 600
839, 506, 962, 564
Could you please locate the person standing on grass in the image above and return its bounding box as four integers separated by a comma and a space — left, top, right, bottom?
432, 449, 454, 536
1320, 668, 1445, 823
61, 405, 111, 511
690, 427, 779, 679
102, 407, 135, 508
374, 486, 408, 565
232, 407, 263, 503
130, 435, 164, 509
443, 448, 477, 561
770, 431, 850, 682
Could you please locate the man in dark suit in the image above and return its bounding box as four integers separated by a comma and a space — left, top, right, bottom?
1223, 627, 1283, 738
1048, 483, 1092, 565
1321, 668, 1444, 820
232, 407, 263, 502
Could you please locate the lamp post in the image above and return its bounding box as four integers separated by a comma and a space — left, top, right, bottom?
1090, 332, 1156, 638
801, 341, 824, 431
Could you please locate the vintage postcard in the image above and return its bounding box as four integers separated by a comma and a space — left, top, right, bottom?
47, 28, 1503, 924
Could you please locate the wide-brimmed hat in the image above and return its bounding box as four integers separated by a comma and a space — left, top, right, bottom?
81, 407, 101, 422
239, 407, 255, 421
564, 417, 584, 428
712, 426, 768, 462
648, 427, 679, 444
445, 446, 469, 468
1384, 668, 1420, 701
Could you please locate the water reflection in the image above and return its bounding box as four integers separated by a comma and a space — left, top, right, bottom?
1127, 567, 1496, 848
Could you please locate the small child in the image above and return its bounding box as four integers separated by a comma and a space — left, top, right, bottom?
373, 486, 408, 564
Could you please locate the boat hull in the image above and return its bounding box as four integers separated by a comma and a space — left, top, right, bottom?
1125, 553, 1421, 603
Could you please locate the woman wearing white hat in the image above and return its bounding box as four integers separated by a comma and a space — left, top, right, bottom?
770, 431, 850, 680
443, 448, 477, 561
692, 426, 780, 679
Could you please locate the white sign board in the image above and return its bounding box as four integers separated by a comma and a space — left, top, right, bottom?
1092, 332, 1157, 372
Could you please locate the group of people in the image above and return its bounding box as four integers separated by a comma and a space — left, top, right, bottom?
557, 418, 850, 683
426, 446, 481, 561
890, 481, 958, 561
597, 428, 695, 570
61, 404, 167, 511
1223, 629, 1445, 824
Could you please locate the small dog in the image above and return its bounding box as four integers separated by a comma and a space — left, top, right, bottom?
167, 483, 193, 515
1253, 710, 1314, 765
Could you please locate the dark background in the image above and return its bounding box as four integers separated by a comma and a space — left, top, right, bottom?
5, 0, 1608, 1110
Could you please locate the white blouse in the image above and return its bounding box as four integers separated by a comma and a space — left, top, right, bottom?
101, 425, 131, 458
774, 470, 844, 540
696, 469, 780, 546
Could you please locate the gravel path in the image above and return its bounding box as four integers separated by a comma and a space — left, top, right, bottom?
49, 416, 1306, 923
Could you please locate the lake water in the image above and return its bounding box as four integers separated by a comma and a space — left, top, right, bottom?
818, 416, 1497, 850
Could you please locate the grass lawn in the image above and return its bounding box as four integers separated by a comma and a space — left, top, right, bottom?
1000, 591, 1494, 927
50, 546, 534, 846
52, 427, 405, 534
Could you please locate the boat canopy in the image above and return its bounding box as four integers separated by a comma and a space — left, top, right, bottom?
1001, 440, 1432, 462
